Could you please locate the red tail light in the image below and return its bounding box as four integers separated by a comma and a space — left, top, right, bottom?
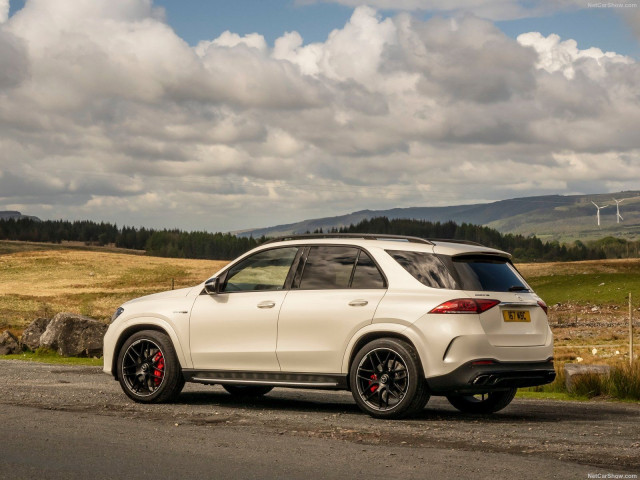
429, 298, 500, 314
537, 300, 548, 315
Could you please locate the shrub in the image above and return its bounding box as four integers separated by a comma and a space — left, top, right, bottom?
608, 362, 640, 401
570, 372, 607, 399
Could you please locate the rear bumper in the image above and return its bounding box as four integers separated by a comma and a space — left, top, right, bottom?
426, 358, 556, 394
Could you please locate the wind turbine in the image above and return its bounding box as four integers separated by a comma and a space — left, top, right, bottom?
612, 198, 624, 223
592, 201, 608, 227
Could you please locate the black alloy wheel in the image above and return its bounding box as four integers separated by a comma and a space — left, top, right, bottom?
349, 338, 429, 419
117, 330, 185, 403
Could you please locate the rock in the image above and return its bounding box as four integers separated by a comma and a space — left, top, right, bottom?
20, 317, 52, 351
39, 313, 108, 357
564, 364, 611, 392
0, 330, 22, 355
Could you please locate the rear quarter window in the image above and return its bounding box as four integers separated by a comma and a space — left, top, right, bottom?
387, 250, 457, 289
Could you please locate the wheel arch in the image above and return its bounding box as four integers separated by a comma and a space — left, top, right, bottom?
343, 327, 424, 385
111, 321, 187, 379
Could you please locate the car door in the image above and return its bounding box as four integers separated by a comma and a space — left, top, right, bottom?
276, 246, 387, 374
189, 246, 299, 372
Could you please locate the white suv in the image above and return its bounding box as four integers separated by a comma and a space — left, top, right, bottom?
103, 234, 555, 419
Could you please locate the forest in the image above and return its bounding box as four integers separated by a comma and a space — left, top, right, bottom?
0, 216, 638, 262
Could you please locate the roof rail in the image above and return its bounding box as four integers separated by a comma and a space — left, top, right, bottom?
262, 233, 433, 245
427, 238, 485, 247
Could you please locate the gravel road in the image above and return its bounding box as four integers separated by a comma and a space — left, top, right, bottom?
0, 360, 638, 480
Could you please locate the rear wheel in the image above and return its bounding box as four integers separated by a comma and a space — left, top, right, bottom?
117, 330, 185, 403
222, 385, 274, 397
446, 388, 517, 414
349, 338, 429, 419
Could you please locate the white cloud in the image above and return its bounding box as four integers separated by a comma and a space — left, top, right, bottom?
0, 1, 639, 231
518, 32, 631, 80
0, 0, 8, 23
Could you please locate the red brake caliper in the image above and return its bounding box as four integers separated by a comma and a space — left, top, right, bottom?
369, 374, 378, 393
152, 351, 164, 386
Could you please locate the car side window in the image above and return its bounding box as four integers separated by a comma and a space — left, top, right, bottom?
351, 251, 386, 289
298, 246, 358, 290
222, 247, 298, 292
387, 250, 457, 289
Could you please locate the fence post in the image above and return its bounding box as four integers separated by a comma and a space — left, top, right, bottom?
172, 278, 175, 290
630, 293, 634, 366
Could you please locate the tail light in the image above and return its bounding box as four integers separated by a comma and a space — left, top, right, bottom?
429, 298, 500, 314
537, 300, 548, 315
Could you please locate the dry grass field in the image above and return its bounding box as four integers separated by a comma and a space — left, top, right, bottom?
0, 241, 227, 331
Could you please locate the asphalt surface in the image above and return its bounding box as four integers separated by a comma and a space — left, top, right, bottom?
0, 360, 639, 480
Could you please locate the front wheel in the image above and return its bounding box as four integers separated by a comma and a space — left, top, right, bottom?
446, 388, 517, 414
349, 338, 430, 419
117, 330, 185, 403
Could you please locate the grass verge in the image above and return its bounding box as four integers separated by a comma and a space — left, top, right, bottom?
523, 361, 640, 401
0, 350, 103, 367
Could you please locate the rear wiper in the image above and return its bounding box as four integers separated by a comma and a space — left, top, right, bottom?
508, 285, 529, 292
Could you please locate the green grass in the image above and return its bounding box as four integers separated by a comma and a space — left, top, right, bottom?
515, 390, 577, 401
527, 273, 640, 306
0, 350, 103, 366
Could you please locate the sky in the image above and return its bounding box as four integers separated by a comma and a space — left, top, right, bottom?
0, 0, 639, 232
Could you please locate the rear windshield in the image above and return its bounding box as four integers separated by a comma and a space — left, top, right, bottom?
388, 250, 529, 293
447, 255, 530, 292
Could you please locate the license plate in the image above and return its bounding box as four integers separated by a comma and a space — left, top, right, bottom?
502, 310, 531, 322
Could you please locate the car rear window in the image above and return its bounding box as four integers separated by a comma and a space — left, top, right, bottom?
447, 255, 530, 292
387, 250, 457, 289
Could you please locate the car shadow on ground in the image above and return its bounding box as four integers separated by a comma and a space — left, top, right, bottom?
175, 389, 634, 424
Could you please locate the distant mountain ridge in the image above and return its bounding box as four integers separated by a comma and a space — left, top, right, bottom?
0, 211, 41, 222
238, 191, 640, 242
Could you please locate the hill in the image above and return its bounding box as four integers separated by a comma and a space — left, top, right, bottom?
0, 211, 40, 222
238, 191, 640, 242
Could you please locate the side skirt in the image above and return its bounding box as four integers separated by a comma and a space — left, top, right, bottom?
183, 369, 349, 390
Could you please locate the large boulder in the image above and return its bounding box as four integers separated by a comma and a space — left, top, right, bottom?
564, 364, 611, 393
39, 313, 108, 357
20, 317, 52, 351
0, 330, 22, 355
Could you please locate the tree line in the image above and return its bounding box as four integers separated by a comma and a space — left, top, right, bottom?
0, 218, 263, 260
334, 217, 640, 262
0, 216, 638, 262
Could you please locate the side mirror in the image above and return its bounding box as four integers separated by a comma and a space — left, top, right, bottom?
204, 277, 220, 295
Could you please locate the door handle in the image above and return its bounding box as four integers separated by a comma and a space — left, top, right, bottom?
257, 301, 276, 309
349, 300, 368, 307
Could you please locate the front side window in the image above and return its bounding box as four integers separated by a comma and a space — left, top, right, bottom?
222, 247, 298, 292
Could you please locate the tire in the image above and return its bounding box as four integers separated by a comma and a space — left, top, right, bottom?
117, 330, 185, 403
222, 385, 274, 397
349, 338, 430, 419
446, 388, 517, 414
